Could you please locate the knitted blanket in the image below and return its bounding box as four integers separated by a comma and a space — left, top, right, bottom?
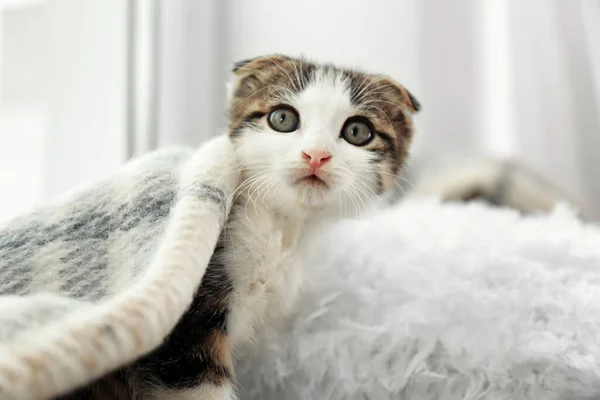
0, 135, 239, 400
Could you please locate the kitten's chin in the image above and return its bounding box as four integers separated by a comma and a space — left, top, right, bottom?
268, 179, 336, 211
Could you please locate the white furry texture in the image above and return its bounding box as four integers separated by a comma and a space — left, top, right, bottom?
237, 199, 600, 400
0, 136, 239, 400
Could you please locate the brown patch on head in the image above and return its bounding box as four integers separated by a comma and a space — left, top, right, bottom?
227, 54, 315, 137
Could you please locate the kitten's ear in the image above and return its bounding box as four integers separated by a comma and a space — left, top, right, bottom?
232, 58, 256, 73
228, 54, 293, 101
404, 88, 421, 113
231, 54, 292, 76
379, 77, 421, 114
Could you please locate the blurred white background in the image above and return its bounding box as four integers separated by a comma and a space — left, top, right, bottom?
1, 0, 599, 221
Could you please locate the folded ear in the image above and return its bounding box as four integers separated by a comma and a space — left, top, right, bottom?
232, 57, 257, 73
231, 54, 292, 75
404, 88, 421, 113
360, 75, 420, 114
228, 54, 296, 103
384, 78, 420, 113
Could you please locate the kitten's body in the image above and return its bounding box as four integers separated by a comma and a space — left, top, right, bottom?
138, 194, 314, 399
225, 193, 312, 348
57, 55, 419, 399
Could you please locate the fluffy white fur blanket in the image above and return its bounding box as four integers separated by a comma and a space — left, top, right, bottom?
0, 136, 238, 400
237, 200, 600, 400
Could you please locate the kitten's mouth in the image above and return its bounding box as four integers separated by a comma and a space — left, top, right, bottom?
296, 174, 329, 188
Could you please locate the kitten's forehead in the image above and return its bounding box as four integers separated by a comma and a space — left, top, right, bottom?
285, 61, 368, 105
292, 69, 353, 129
230, 55, 367, 101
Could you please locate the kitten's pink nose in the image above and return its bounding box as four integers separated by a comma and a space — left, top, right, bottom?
302, 148, 332, 171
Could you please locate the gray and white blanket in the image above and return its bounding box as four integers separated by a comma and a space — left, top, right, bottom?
0, 136, 239, 400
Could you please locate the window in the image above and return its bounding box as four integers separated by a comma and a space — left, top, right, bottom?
0, 0, 46, 221
1, 0, 130, 222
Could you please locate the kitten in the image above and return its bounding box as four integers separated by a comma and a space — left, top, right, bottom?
58, 54, 419, 399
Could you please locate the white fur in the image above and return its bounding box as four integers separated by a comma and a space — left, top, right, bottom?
225, 198, 310, 351
237, 199, 600, 399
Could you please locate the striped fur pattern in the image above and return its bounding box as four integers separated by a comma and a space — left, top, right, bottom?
0, 55, 419, 399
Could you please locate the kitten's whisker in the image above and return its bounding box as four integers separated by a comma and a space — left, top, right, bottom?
344, 185, 361, 219
353, 75, 382, 101
249, 172, 279, 213
217, 162, 273, 181
354, 75, 387, 102
348, 183, 368, 216
335, 163, 415, 195
290, 59, 302, 92
259, 175, 280, 200
299, 58, 308, 89
353, 176, 380, 199
338, 191, 347, 218
345, 163, 410, 178
261, 178, 281, 207
354, 170, 408, 196
254, 177, 271, 202
243, 174, 271, 223
354, 73, 375, 100
230, 175, 258, 204
359, 98, 412, 113
229, 172, 271, 205
358, 82, 399, 101
353, 167, 416, 190
352, 187, 367, 218
251, 171, 279, 204
345, 164, 405, 178
225, 223, 238, 262
393, 175, 415, 189
343, 188, 357, 218
236, 173, 270, 199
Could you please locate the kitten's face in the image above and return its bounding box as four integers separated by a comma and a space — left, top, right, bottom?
227, 55, 419, 214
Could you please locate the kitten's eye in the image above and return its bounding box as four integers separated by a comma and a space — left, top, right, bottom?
267, 106, 300, 133
342, 118, 373, 146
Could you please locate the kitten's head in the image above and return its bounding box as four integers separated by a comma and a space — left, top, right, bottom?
227, 54, 419, 215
